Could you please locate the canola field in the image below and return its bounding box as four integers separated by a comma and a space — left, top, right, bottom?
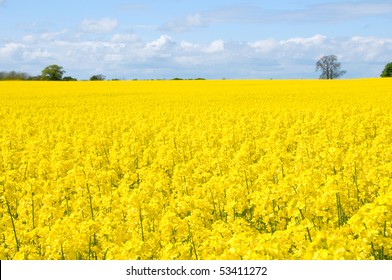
0, 79, 391, 260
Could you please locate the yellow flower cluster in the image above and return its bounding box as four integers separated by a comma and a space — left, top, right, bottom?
0, 79, 391, 260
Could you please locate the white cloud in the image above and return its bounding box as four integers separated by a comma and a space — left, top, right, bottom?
283, 34, 326, 46
104, 54, 124, 62
204, 40, 225, 53
248, 39, 279, 54
40, 29, 68, 41
340, 36, 392, 62
159, 12, 209, 32
80, 18, 118, 34
248, 35, 327, 59
180, 41, 200, 52
1, 31, 392, 79
0, 43, 25, 60
174, 56, 203, 66
22, 35, 36, 43
23, 49, 52, 60
145, 35, 175, 51
111, 33, 140, 43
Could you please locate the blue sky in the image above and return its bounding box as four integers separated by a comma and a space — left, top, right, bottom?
0, 0, 391, 79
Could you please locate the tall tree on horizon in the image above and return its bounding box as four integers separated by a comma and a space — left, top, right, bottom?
41, 65, 65, 81
316, 55, 346, 79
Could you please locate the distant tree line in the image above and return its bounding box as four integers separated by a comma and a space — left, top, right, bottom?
0, 65, 106, 81
0, 65, 207, 81
171, 77, 206, 80
2, 61, 391, 81
0, 71, 33, 80
90, 74, 106, 81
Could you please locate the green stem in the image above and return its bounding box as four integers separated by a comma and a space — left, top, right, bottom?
139, 207, 144, 242
5, 197, 20, 252
188, 222, 198, 260
306, 227, 313, 243
31, 185, 35, 229
61, 243, 65, 260
86, 183, 94, 221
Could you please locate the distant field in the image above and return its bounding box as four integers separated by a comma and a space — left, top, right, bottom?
0, 79, 391, 259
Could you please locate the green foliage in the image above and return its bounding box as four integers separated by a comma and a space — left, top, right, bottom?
172, 77, 206, 80
380, 62, 392, 77
41, 65, 65, 81
0, 71, 30, 80
63, 76, 77, 81
28, 75, 42, 81
90, 74, 106, 81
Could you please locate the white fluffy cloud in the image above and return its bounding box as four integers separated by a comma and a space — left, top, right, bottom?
204, 40, 225, 53
111, 33, 140, 43
80, 18, 118, 34
1, 32, 391, 79
0, 43, 25, 61
249, 34, 327, 58
145, 35, 174, 51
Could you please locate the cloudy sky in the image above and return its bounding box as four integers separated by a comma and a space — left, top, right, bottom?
0, 0, 391, 79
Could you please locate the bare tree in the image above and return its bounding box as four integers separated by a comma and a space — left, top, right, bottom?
316, 55, 346, 79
